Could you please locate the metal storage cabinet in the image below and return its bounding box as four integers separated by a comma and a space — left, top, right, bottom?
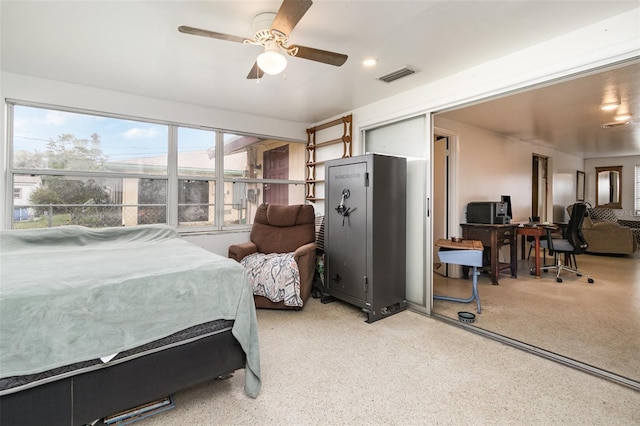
323, 154, 407, 323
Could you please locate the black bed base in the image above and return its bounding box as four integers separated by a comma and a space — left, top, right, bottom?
0, 329, 246, 426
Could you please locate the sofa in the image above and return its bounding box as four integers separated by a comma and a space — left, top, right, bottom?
579, 207, 638, 255
618, 218, 640, 246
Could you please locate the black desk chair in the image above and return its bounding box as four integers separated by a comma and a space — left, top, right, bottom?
539, 202, 594, 284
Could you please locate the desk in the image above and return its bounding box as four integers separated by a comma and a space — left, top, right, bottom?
460, 223, 518, 285
517, 226, 546, 278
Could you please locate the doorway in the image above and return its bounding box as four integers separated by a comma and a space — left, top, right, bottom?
433, 134, 450, 277
531, 155, 549, 222
263, 145, 289, 205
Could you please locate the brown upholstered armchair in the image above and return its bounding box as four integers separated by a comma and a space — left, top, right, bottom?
228, 203, 316, 309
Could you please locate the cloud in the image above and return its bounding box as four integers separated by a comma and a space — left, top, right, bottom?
122, 128, 161, 139
13, 110, 71, 137
43, 110, 70, 126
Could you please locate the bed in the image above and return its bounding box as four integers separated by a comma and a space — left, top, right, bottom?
0, 224, 261, 425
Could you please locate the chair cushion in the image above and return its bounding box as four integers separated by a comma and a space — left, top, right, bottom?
251, 204, 316, 254
241, 252, 303, 307
266, 204, 303, 227
540, 239, 574, 252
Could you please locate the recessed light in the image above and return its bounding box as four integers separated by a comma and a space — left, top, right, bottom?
600, 102, 620, 111
362, 58, 377, 67
614, 113, 632, 121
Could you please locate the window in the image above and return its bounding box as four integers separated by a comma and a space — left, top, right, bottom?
635, 165, 640, 216
8, 102, 305, 230
13, 188, 22, 199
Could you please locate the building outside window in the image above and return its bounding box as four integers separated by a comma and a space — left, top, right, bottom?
7, 102, 305, 230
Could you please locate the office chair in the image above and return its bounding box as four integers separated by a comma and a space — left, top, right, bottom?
539, 202, 594, 284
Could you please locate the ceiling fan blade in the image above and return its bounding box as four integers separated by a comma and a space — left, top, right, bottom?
290, 45, 348, 67
271, 0, 313, 36
246, 62, 265, 80
178, 25, 246, 44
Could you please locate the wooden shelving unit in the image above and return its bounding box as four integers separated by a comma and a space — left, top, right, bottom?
305, 114, 352, 202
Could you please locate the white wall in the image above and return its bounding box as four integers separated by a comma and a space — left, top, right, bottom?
585, 155, 640, 222
183, 231, 251, 256
435, 116, 584, 225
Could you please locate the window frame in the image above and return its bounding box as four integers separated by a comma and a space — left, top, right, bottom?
6, 100, 306, 232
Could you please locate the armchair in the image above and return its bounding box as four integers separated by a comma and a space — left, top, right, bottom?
228, 203, 316, 309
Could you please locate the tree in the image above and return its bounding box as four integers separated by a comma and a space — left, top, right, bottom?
30, 177, 110, 215
27, 133, 114, 223
45, 133, 107, 171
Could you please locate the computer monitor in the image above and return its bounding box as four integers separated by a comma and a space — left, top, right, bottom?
501, 195, 512, 219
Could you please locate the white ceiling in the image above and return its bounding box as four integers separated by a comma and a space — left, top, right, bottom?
2, 1, 639, 157
437, 60, 640, 158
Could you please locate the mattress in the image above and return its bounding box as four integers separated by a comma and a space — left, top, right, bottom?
0, 225, 261, 397
0, 319, 234, 396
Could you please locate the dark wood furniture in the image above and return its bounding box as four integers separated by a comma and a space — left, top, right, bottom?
460, 223, 518, 284
517, 225, 546, 278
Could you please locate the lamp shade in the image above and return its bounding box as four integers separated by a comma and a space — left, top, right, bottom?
257, 43, 287, 75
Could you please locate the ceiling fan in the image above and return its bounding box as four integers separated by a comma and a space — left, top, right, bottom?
178, 0, 348, 79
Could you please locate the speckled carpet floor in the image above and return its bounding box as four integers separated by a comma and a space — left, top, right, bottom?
137, 292, 639, 425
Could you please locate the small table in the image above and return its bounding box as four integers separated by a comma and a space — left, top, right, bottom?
434, 239, 484, 313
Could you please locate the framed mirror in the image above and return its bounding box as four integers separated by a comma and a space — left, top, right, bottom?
576, 171, 585, 201
595, 166, 622, 209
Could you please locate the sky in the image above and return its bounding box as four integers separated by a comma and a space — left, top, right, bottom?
12, 105, 217, 162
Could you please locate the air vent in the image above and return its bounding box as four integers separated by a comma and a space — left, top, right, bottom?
601, 121, 630, 128
377, 66, 415, 83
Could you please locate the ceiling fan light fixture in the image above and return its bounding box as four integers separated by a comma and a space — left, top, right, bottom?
257, 42, 287, 75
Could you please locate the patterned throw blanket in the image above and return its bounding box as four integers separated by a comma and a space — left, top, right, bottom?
241, 252, 303, 307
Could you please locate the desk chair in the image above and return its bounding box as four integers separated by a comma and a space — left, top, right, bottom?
539, 202, 594, 284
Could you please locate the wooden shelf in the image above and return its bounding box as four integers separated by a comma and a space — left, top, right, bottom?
305, 114, 352, 202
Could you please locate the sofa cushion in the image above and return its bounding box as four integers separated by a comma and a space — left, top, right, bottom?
587, 208, 618, 222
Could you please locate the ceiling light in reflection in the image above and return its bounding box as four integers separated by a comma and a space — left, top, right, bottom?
614, 113, 632, 121
600, 102, 620, 111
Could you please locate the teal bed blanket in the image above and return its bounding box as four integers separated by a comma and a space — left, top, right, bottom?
0, 225, 260, 397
